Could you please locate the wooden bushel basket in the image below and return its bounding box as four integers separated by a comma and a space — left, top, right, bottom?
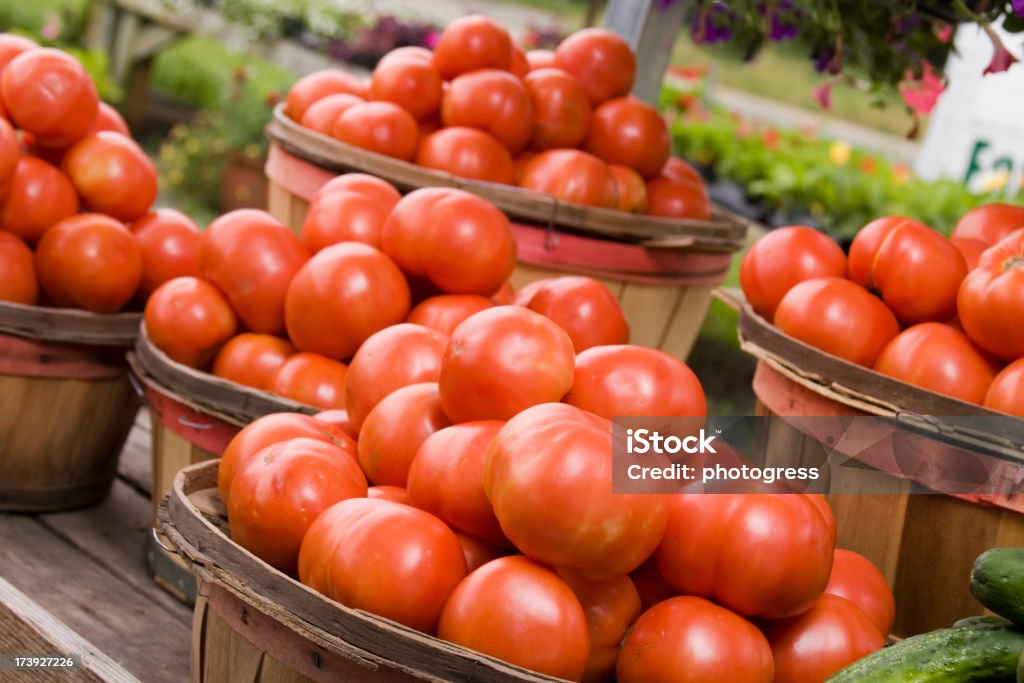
264, 106, 749, 359
0, 301, 141, 512
733, 293, 1024, 637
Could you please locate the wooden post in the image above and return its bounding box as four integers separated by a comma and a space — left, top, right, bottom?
603, 0, 689, 105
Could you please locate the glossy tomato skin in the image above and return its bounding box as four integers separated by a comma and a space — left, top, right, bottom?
656, 494, 836, 619
526, 49, 557, 71
0, 34, 37, 75
370, 52, 442, 121
774, 277, 900, 367
985, 358, 1024, 416
565, 345, 706, 419
144, 277, 237, 369
0, 231, 37, 304
432, 14, 512, 80
523, 276, 629, 352
88, 102, 130, 136
35, 213, 141, 313
312, 409, 358, 441
644, 176, 710, 220
298, 93, 363, 135
585, 97, 669, 179
660, 156, 703, 184
228, 437, 368, 574
554, 28, 636, 105
318, 173, 402, 205
2, 48, 98, 147
438, 556, 590, 681
874, 323, 998, 404
439, 306, 575, 422
557, 569, 641, 683
406, 294, 496, 335
266, 352, 348, 410
951, 237, 990, 270
524, 68, 591, 151
301, 189, 393, 252
455, 531, 503, 572
740, 226, 848, 322
608, 164, 647, 213
367, 485, 410, 504
824, 549, 895, 636
0, 156, 79, 243
762, 594, 885, 683
617, 596, 774, 683
630, 558, 678, 612
847, 216, 915, 287
441, 69, 534, 153
485, 403, 669, 579
520, 149, 618, 209
61, 132, 158, 221
285, 242, 411, 360
0, 117, 18, 191
958, 229, 1024, 361
332, 101, 419, 161
212, 333, 295, 390
415, 127, 516, 185
951, 202, 1024, 245
285, 69, 367, 122
130, 208, 201, 297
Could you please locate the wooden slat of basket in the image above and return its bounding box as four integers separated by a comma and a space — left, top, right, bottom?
0, 301, 141, 347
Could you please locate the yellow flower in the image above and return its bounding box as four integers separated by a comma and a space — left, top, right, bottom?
185, 139, 201, 154
980, 168, 1010, 193
828, 141, 851, 166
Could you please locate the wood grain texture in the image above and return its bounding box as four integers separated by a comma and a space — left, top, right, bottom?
0, 301, 140, 347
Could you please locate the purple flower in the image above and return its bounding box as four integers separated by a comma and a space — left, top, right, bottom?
767, 0, 799, 41
1014, 0, 1024, 18
691, 4, 734, 44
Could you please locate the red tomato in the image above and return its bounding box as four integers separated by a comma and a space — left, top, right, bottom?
492, 279, 515, 304
874, 323, 998, 404
958, 229, 1024, 360
130, 208, 201, 298
0, 231, 37, 304
381, 187, 516, 296
509, 43, 529, 77
87, 102, 130, 136
608, 164, 647, 213
308, 497, 467, 632
520, 149, 619, 209
825, 549, 895, 636
298, 92, 363, 135
455, 531, 503, 572
438, 556, 590, 681
441, 69, 534, 153
644, 176, 711, 220
656, 494, 836, 619
740, 226, 848, 321
415, 126, 516, 184
301, 189, 393, 252
0, 34, 38, 75
512, 149, 536, 183
284, 242, 410, 359
217, 412, 356, 504
526, 48, 557, 71
0, 117, 18, 191
407, 294, 496, 335
617, 596, 774, 683
61, 132, 157, 221
2, 48, 98, 148
660, 156, 703, 183
266, 352, 348, 410
212, 333, 295, 390
285, 69, 367, 122
198, 210, 309, 335
332, 101, 419, 161
630, 558, 678, 612
985, 358, 1024, 416
554, 28, 636, 105
439, 306, 575, 422
367, 485, 410, 505
951, 237, 990, 270
762, 594, 885, 683
35, 213, 141, 313
318, 172, 401, 205
951, 202, 1024, 245
312, 408, 358, 441
513, 277, 555, 305
228, 437, 367, 574
774, 277, 899, 367
485, 403, 669, 578
523, 276, 629, 352
145, 277, 237, 369
344, 323, 449, 431
370, 52, 442, 121
557, 569, 641, 683
847, 216, 914, 287
407, 420, 508, 546
432, 14, 512, 80
523, 68, 591, 151
565, 345, 706, 419
0, 156, 79, 243
585, 97, 669, 179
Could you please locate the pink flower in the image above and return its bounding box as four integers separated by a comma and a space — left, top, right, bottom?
40, 11, 61, 41
812, 82, 832, 110
934, 24, 953, 44
424, 30, 441, 49
983, 35, 1020, 75
898, 62, 944, 115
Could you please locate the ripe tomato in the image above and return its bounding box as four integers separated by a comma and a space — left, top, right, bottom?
762, 594, 885, 683
407, 420, 508, 546
367, 485, 410, 504
312, 408, 358, 441
492, 279, 515, 304
266, 352, 348, 410
557, 569, 641, 683
212, 333, 295, 390
0, 34, 37, 74
526, 48, 557, 71
520, 149, 619, 209
958, 229, 1024, 361
455, 531, 503, 573
415, 127, 516, 185
512, 149, 536, 183
285, 242, 410, 359
660, 156, 703, 184
874, 323, 998, 404
565, 345, 706, 419
217, 412, 356, 504
381, 187, 516, 296
774, 277, 899, 367
285, 69, 367, 122
951, 202, 1024, 246
0, 231, 37, 304
2, 48, 98, 148
656, 494, 836, 619
847, 216, 916, 287
630, 558, 678, 612
309, 497, 467, 632
370, 52, 442, 122
740, 225, 848, 321
439, 306, 575, 422
301, 189, 394, 252
87, 102, 130, 136
61, 132, 157, 221
0, 156, 79, 243
513, 277, 555, 305
318, 172, 401, 205
130, 208, 201, 298
523, 68, 591, 151
554, 28, 636, 105
145, 277, 237, 369
509, 43, 529, 77
585, 97, 669, 179
438, 556, 590, 681
406, 294, 496, 335
985, 358, 1024, 416
617, 596, 774, 683
485, 403, 669, 578
825, 549, 895, 636
441, 70, 534, 153
644, 176, 710, 220
298, 92, 363, 135
0, 117, 18, 190
951, 237, 990, 270
332, 101, 418, 161
228, 437, 367, 574
608, 164, 647, 213
199, 210, 308, 335
523, 276, 629, 352
432, 14, 512, 80
35, 213, 141, 313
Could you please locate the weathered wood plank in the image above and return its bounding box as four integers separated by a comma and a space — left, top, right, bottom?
117, 409, 152, 496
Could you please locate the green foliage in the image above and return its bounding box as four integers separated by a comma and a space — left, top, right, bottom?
0, 0, 90, 43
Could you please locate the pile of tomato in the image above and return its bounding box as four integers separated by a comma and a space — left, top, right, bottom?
285, 15, 710, 220
740, 203, 1024, 415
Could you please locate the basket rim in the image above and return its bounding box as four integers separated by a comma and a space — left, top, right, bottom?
0, 300, 141, 347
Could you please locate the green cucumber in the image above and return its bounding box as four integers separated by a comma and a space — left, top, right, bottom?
827, 618, 1024, 682
972, 548, 1024, 628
